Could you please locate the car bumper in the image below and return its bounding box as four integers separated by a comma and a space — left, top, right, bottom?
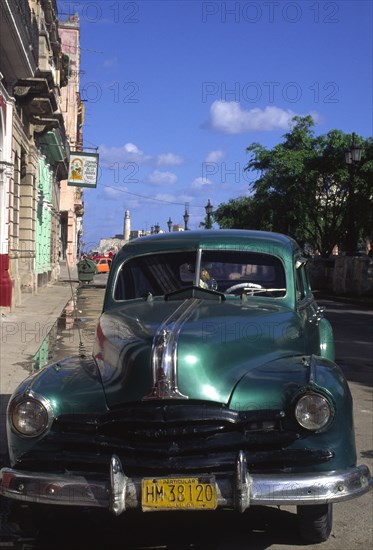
1, 452, 372, 515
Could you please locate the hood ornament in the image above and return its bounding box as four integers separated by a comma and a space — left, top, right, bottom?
144, 299, 201, 400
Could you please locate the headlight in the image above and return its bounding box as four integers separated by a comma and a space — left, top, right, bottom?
10, 397, 51, 437
295, 392, 333, 431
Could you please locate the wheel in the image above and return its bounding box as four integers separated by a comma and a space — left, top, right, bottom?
225, 282, 263, 294
297, 503, 333, 543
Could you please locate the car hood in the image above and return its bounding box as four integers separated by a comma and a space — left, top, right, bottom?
93, 297, 306, 408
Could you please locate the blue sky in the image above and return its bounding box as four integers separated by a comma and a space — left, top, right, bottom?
57, 0, 373, 251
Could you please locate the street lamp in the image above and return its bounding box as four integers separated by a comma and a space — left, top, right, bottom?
167, 217, 173, 232
345, 133, 362, 255
183, 208, 189, 231
79, 238, 85, 259
154, 223, 160, 234
205, 199, 213, 229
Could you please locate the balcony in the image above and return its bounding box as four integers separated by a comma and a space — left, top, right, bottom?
75, 206, 84, 218
37, 128, 69, 180
0, 0, 39, 83
13, 77, 66, 136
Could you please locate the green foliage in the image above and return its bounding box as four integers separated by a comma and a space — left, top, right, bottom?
214, 117, 373, 256
60, 54, 70, 88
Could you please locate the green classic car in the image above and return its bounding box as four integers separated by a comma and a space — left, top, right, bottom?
1, 230, 371, 543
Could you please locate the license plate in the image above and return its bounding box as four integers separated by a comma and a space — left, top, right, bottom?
142, 476, 217, 511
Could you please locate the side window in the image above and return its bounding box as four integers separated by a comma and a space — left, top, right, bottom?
114, 261, 159, 300
303, 264, 312, 293
296, 265, 306, 301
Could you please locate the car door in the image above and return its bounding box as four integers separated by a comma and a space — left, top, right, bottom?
296, 261, 320, 355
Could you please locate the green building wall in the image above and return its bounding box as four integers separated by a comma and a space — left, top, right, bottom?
36, 157, 53, 274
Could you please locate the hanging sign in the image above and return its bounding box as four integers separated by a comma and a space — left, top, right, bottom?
68, 152, 99, 188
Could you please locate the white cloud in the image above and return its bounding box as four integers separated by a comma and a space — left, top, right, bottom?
192, 176, 213, 189
123, 143, 141, 154
99, 143, 152, 167
205, 149, 225, 163
209, 101, 304, 134
147, 170, 177, 186
157, 153, 184, 166
309, 110, 324, 124
98, 144, 185, 170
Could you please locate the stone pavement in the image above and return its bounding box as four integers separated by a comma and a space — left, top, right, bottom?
0, 266, 108, 465
0, 265, 82, 463
0, 265, 80, 397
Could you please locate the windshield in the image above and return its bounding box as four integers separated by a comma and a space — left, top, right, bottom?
113, 249, 286, 300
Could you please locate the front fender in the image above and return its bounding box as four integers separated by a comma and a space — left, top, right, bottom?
15, 355, 108, 417
6, 356, 108, 466
229, 354, 356, 471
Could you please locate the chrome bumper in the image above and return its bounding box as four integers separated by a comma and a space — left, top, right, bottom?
1, 452, 372, 515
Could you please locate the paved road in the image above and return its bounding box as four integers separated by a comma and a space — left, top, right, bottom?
318, 296, 373, 385
1, 288, 372, 549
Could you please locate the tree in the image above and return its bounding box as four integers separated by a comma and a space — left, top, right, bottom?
214, 117, 373, 256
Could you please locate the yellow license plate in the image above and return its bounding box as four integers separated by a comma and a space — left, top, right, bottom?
142, 476, 217, 511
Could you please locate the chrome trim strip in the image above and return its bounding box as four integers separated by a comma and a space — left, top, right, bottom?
308, 354, 317, 385
1, 460, 371, 512
110, 455, 128, 515
235, 450, 251, 513
194, 248, 202, 286
144, 299, 202, 400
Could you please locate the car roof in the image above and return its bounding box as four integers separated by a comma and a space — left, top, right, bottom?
114, 229, 300, 263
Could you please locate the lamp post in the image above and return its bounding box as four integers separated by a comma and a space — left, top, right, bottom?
205, 199, 213, 229
79, 238, 84, 259
345, 133, 362, 255
154, 223, 160, 234
167, 217, 173, 232
183, 208, 189, 231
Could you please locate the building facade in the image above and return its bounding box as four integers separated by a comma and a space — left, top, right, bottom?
0, 0, 82, 309
0, 77, 14, 307
59, 14, 84, 268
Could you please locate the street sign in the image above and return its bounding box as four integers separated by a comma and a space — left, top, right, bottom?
68, 151, 99, 188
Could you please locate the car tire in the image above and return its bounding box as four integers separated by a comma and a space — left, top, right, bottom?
297, 503, 333, 543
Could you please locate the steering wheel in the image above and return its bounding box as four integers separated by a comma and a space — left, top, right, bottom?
225, 282, 263, 294
209, 278, 218, 291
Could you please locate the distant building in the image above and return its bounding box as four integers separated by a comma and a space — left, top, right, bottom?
98, 238, 125, 255
130, 230, 148, 239
98, 209, 190, 253
59, 14, 84, 269
123, 210, 130, 242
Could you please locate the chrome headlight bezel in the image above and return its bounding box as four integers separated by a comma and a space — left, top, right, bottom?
9, 390, 54, 438
294, 391, 334, 432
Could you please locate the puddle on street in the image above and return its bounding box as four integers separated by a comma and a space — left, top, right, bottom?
20, 285, 105, 373
28, 297, 80, 372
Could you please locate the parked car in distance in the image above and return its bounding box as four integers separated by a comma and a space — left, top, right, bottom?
95, 257, 112, 273
1, 230, 371, 543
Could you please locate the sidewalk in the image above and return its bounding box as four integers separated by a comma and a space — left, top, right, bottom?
0, 265, 80, 396
0, 266, 108, 466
